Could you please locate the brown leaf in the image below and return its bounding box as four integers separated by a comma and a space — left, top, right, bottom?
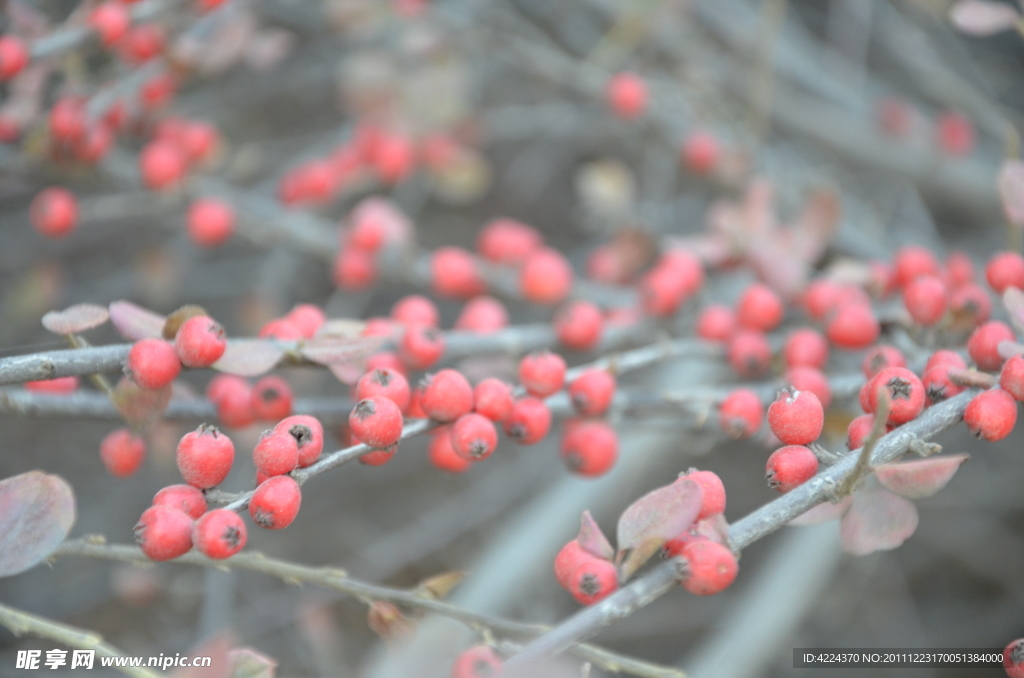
415, 571, 465, 600
576, 510, 614, 561
616, 478, 703, 577
41, 303, 110, 335
788, 496, 853, 526
840, 487, 919, 556
163, 305, 209, 340
0, 471, 75, 577
109, 300, 166, 341
367, 601, 415, 640
875, 454, 969, 500
212, 341, 284, 377
112, 377, 172, 427
228, 648, 276, 678
949, 0, 1020, 36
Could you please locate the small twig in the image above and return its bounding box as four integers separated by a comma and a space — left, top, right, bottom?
833, 389, 890, 499
948, 368, 998, 389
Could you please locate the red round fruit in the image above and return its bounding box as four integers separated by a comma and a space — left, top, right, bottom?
893, 246, 940, 288
127, 338, 181, 390
945, 251, 975, 287
922, 363, 966, 404
696, 304, 735, 342
252, 429, 299, 477
176, 424, 235, 488
49, 97, 86, 143
767, 389, 824, 446
967, 321, 1015, 371
193, 509, 246, 559
963, 388, 1017, 441
680, 469, 726, 520
785, 366, 832, 410
903, 275, 947, 326
473, 378, 515, 422
554, 540, 592, 589
30, 187, 78, 238
518, 350, 567, 398
679, 540, 738, 596
251, 376, 293, 421
140, 140, 187, 190
134, 506, 193, 561
0, 35, 28, 80
736, 283, 784, 332
174, 315, 226, 368
428, 425, 472, 473
568, 558, 619, 605
153, 484, 206, 520
718, 389, 762, 439
826, 303, 879, 349
476, 218, 542, 265
639, 264, 689, 316
451, 645, 502, 678
186, 198, 234, 248
399, 324, 445, 370
258, 318, 303, 341
392, 295, 439, 328
333, 247, 377, 289
607, 72, 647, 119
726, 330, 771, 378
357, 368, 411, 413
865, 367, 925, 425
274, 414, 324, 467
250, 475, 302, 529
25, 376, 79, 394
949, 283, 992, 325
681, 130, 720, 174
846, 414, 875, 450
450, 413, 499, 461
554, 300, 604, 351
766, 445, 819, 493
783, 328, 828, 369
503, 397, 551, 445
862, 345, 907, 379
985, 251, 1024, 294
215, 378, 256, 429
100, 428, 146, 477
349, 396, 403, 448
561, 421, 618, 477
119, 23, 164, 64
567, 369, 616, 417
1004, 638, 1024, 678
455, 296, 508, 334
519, 248, 573, 305
936, 110, 975, 156
1000, 354, 1024, 401
418, 369, 474, 422
89, 3, 131, 46
432, 247, 485, 298
925, 349, 966, 373
285, 304, 324, 338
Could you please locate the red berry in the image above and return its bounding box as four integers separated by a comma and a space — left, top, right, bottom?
865, 367, 925, 425
893, 246, 940, 288
455, 296, 508, 334
587, 245, 629, 284
30, 188, 77, 238
214, 378, 257, 429
561, 421, 618, 477
250, 376, 292, 421
473, 378, 515, 422
49, 97, 86, 144
985, 251, 1024, 293
503, 397, 551, 445
134, 506, 193, 561
963, 388, 1017, 441
1000, 354, 1024, 401
0, 35, 28, 80
803, 280, 840, 320
89, 3, 131, 46
785, 366, 832, 410
658, 250, 705, 295
681, 130, 719, 174
945, 251, 975, 287
518, 351, 567, 398
767, 389, 824, 445
936, 110, 975, 156
554, 540, 592, 589
519, 248, 573, 305
783, 328, 828, 369
140, 140, 187, 190
358, 445, 397, 466
140, 72, 176, 110
153, 484, 206, 520
100, 428, 146, 477
696, 304, 736, 342
718, 389, 762, 439
176, 424, 234, 489
862, 345, 907, 378
250, 475, 302, 529
678, 540, 737, 596
174, 316, 226, 367
451, 645, 502, 678
285, 304, 325, 338
349, 396, 403, 448
736, 283, 783, 332
206, 373, 242, 403
450, 413, 498, 461
903, 275, 947, 326
362, 318, 400, 339
567, 369, 616, 417
399, 324, 445, 370
418, 369, 474, 422
766, 445, 819, 492
432, 247, 485, 298
333, 247, 377, 289
193, 509, 246, 559
607, 72, 647, 119
428, 426, 472, 473
186, 198, 234, 248
476, 218, 542, 265
357, 368, 411, 413
252, 429, 299, 477
25, 376, 79, 394
259, 318, 304, 341
119, 23, 164, 64
846, 414, 875, 450
826, 303, 879, 349
638, 265, 689, 316
967, 321, 1015, 371
554, 300, 603, 351
274, 414, 324, 467
127, 338, 181, 390
949, 283, 992, 325
372, 132, 414, 184
923, 363, 966, 404
680, 469, 726, 519
391, 295, 439, 327
727, 330, 771, 378
925, 349, 966, 372
72, 123, 113, 163
568, 558, 619, 605
1004, 638, 1024, 678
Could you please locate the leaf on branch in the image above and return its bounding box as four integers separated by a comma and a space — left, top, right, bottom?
690, 514, 731, 546
875, 454, 969, 499
1003, 287, 1024, 336
788, 496, 853, 526
328, 361, 368, 385
949, 0, 1021, 36
163, 305, 209, 340
41, 303, 110, 335
840, 487, 919, 556
999, 161, 1024, 227
112, 377, 172, 427
0, 471, 75, 578
301, 335, 384, 365
414, 571, 465, 600
109, 300, 167, 341
576, 510, 614, 561
227, 648, 276, 678
212, 341, 284, 377
616, 478, 703, 581
367, 601, 415, 640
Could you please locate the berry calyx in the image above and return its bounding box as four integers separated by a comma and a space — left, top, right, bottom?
100, 428, 146, 477
718, 389, 762, 439
568, 558, 619, 605
567, 369, 616, 417
127, 338, 181, 390
349, 396, 404, 448
560, 421, 618, 477
518, 350, 567, 398
451, 645, 503, 678
766, 445, 819, 493
193, 509, 247, 559
963, 388, 1017, 441
418, 369, 474, 422
357, 368, 411, 413
678, 540, 738, 596
153, 484, 206, 520
503, 397, 551, 445
450, 413, 499, 461
274, 415, 324, 467
174, 315, 227, 368
865, 367, 925, 425
249, 475, 302, 529
862, 345, 907, 378
134, 506, 193, 561
251, 375, 293, 421
726, 330, 771, 378
767, 389, 824, 446
176, 424, 235, 489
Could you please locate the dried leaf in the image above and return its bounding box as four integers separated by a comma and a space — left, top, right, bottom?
840, 487, 919, 556
415, 571, 465, 600
875, 454, 969, 499
619, 537, 667, 582
1003, 287, 1024, 336
316, 319, 367, 338
616, 478, 703, 579
788, 496, 853, 526
367, 601, 415, 640
999, 161, 1024, 227
41, 303, 109, 335
301, 335, 383, 365
112, 377, 172, 427
212, 341, 284, 377
949, 0, 1020, 35
228, 648, 276, 678
577, 510, 614, 561
689, 514, 731, 546
163, 305, 208, 340
328, 360, 367, 385
789, 189, 841, 265
109, 300, 166, 341
0, 471, 75, 577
